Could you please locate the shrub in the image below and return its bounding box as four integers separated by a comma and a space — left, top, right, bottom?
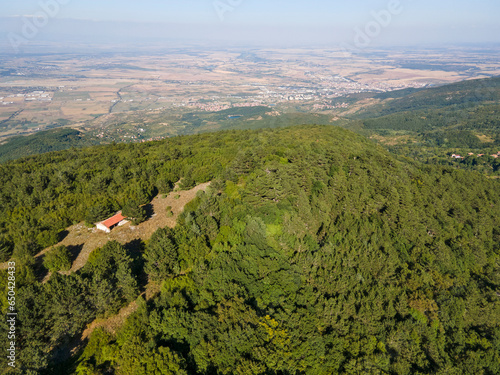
43, 245, 71, 272
0, 237, 13, 262
179, 176, 196, 190
122, 201, 147, 225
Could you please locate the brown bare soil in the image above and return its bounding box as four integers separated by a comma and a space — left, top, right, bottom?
81, 281, 162, 341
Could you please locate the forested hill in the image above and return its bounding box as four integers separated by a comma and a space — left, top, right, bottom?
0, 128, 98, 164
0, 125, 499, 374
355, 75, 500, 119
348, 75, 500, 146
346, 76, 500, 176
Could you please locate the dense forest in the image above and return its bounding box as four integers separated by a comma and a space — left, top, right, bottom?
354, 76, 500, 119
0, 125, 499, 374
343, 77, 500, 176
355, 102, 500, 176
0, 129, 98, 164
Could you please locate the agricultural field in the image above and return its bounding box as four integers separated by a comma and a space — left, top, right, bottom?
0, 46, 499, 143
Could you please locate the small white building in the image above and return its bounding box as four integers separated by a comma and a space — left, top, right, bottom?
96, 212, 128, 233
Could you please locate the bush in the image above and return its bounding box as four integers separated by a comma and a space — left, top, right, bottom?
179, 176, 196, 190
122, 201, 147, 225
36, 229, 60, 249
43, 245, 71, 272
156, 178, 174, 195
85, 203, 114, 226
144, 228, 179, 281
0, 237, 13, 262
13, 241, 40, 261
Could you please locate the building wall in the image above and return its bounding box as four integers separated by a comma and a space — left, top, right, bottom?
117, 220, 129, 227
96, 223, 111, 233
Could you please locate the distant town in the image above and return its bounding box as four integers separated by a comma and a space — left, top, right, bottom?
1, 46, 499, 142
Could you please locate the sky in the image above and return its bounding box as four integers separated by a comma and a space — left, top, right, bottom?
0, 0, 499, 52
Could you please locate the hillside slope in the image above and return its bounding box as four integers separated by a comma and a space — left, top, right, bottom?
0, 126, 498, 374
355, 75, 500, 119
0, 128, 98, 163
340, 77, 500, 176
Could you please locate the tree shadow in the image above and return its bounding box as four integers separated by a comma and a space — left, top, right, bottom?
123, 239, 148, 293
57, 229, 70, 242
47, 335, 88, 375
144, 202, 155, 219
34, 254, 49, 282
34, 244, 84, 283
67, 244, 84, 263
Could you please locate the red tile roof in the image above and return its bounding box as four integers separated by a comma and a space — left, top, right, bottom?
101, 212, 126, 229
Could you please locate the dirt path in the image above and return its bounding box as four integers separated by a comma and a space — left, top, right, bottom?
81, 282, 161, 342
18, 182, 210, 358
70, 181, 211, 354
0, 182, 211, 273
65, 181, 210, 274
82, 300, 139, 339
74, 184, 211, 342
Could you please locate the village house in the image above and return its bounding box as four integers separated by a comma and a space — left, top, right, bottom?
96, 212, 128, 233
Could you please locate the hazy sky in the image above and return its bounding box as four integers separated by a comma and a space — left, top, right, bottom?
1, 0, 499, 51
